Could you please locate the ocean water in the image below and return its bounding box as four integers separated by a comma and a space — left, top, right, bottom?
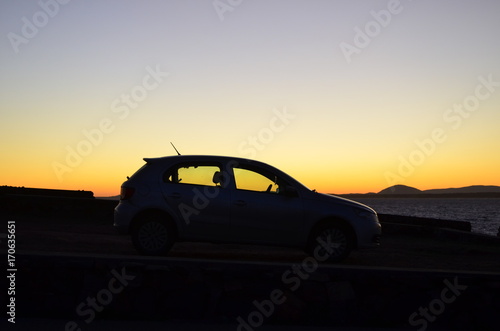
351, 197, 500, 236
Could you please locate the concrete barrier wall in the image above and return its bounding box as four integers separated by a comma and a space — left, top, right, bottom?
16, 253, 500, 330
378, 214, 471, 232
0, 186, 94, 198
0, 195, 117, 222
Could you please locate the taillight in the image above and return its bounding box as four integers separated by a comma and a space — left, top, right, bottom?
120, 187, 135, 200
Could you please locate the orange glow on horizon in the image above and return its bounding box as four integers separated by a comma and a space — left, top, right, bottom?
3, 150, 500, 198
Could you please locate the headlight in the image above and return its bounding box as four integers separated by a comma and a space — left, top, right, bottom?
353, 208, 377, 221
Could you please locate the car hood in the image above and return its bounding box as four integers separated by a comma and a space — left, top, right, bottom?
306, 191, 376, 213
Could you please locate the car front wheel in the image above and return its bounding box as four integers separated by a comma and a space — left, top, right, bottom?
306, 224, 354, 263
131, 214, 175, 256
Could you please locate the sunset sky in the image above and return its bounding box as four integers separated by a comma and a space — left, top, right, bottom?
1, 0, 499, 196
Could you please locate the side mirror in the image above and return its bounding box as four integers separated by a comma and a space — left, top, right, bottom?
280, 185, 298, 197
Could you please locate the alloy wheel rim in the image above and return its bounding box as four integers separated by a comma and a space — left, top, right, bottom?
138, 221, 168, 252
316, 228, 348, 258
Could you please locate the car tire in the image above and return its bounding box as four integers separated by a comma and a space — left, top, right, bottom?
306, 223, 354, 263
131, 214, 175, 256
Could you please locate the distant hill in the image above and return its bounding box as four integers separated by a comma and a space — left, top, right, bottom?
377, 184, 500, 196
378, 185, 422, 195
423, 185, 500, 194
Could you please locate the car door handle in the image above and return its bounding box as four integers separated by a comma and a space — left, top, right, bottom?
168, 193, 181, 199
234, 200, 246, 207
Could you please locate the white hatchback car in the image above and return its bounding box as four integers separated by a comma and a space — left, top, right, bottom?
114, 155, 381, 262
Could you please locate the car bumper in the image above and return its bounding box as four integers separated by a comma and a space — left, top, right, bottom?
357, 221, 382, 249
113, 202, 135, 234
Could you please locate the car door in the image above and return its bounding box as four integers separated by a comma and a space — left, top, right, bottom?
161, 162, 231, 241
229, 163, 304, 245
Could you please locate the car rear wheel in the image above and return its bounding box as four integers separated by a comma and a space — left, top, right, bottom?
131, 214, 175, 256
306, 224, 354, 263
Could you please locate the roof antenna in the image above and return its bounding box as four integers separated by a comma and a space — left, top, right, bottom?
170, 142, 181, 155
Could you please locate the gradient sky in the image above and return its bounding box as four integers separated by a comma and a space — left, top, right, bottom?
1, 0, 499, 196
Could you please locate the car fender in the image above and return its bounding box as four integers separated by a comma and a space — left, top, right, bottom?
301, 194, 359, 245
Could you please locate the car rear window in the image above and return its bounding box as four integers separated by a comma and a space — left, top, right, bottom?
127, 163, 150, 180
163, 163, 223, 187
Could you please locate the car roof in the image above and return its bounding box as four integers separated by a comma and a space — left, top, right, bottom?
144, 155, 261, 164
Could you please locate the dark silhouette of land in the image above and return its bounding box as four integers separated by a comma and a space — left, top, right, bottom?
339, 184, 500, 198
379, 184, 500, 195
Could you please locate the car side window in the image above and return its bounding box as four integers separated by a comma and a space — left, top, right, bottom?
163, 164, 224, 187
233, 167, 280, 193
